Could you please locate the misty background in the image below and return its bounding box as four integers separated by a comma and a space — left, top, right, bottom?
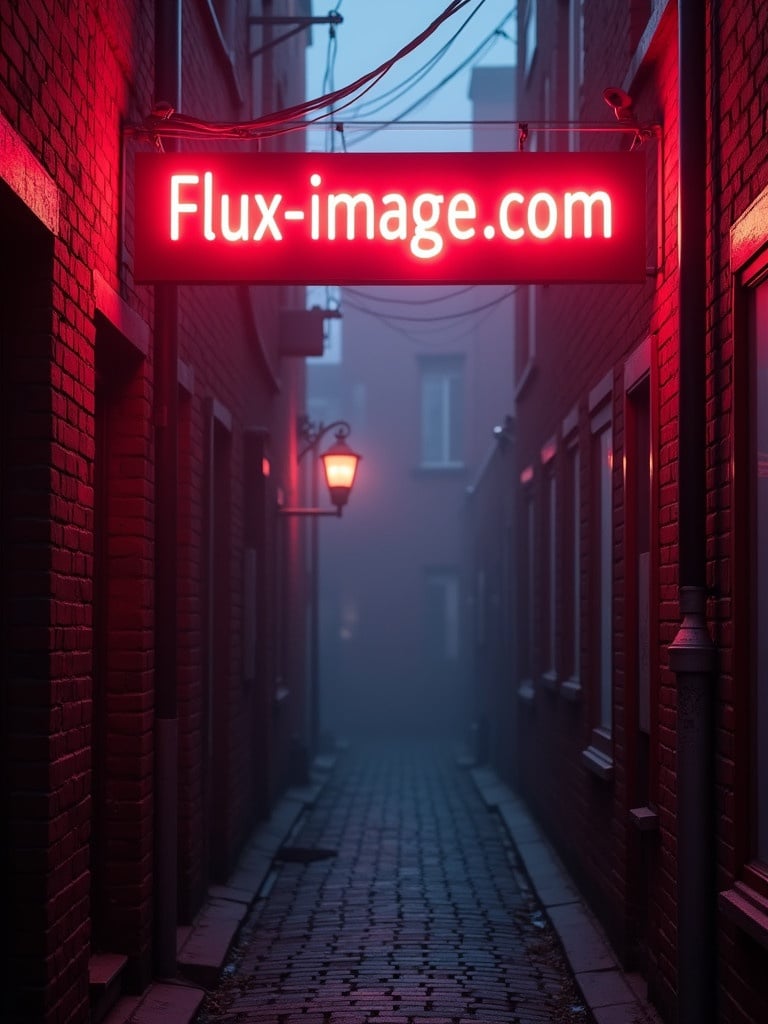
301, 2, 518, 743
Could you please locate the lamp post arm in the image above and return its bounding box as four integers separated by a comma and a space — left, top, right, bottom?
279, 506, 341, 518
296, 417, 352, 463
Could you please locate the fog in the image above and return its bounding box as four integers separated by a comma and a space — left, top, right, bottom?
307, 278, 515, 750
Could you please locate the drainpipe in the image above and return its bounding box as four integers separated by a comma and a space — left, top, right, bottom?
667, 1, 717, 1022
153, 0, 181, 979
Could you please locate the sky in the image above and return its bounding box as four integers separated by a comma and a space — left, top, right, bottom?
304, 0, 518, 153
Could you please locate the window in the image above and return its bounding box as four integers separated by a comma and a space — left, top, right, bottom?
420, 357, 464, 468
720, 186, 768, 945
518, 472, 536, 699
581, 377, 614, 780
597, 424, 613, 732
625, 348, 655, 815
515, 286, 537, 396
562, 428, 581, 696
425, 570, 460, 663
541, 440, 557, 685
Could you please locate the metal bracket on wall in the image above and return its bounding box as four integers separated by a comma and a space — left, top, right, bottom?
248, 11, 343, 60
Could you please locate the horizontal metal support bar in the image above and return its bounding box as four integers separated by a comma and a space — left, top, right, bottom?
249, 13, 343, 26
279, 507, 341, 518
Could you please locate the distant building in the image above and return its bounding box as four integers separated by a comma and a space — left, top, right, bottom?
308, 66, 517, 740
464, 2, 768, 1022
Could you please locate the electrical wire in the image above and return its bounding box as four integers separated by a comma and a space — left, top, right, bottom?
128, 0, 477, 141
340, 288, 519, 349
344, 29, 505, 147
345, 285, 479, 306
346, 0, 493, 118
343, 288, 516, 322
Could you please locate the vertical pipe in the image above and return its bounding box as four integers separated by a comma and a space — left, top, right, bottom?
668, 1, 717, 1021
153, 0, 181, 979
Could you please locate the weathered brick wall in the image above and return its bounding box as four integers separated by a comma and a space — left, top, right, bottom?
1, 1, 310, 1019
710, 1, 768, 1021
512, 0, 682, 1007
2, 3, 153, 1018
510, 0, 768, 1020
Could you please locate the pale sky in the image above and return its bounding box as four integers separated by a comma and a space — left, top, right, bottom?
304, 0, 517, 153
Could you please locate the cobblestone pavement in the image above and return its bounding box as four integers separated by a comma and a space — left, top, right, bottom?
195, 739, 594, 1024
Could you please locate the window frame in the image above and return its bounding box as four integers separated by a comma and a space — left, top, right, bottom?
540, 438, 558, 688
720, 184, 768, 946
418, 355, 465, 470
561, 406, 581, 699
518, 467, 536, 701
424, 567, 460, 664
734, 226, 768, 897
623, 337, 660, 819
581, 373, 614, 781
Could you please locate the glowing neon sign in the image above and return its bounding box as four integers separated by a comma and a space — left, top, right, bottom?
134, 152, 646, 284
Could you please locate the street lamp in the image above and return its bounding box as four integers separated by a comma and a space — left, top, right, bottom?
280, 417, 361, 518
280, 417, 361, 762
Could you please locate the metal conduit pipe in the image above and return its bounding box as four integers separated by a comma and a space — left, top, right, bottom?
668, 1, 717, 1021
152, 0, 181, 979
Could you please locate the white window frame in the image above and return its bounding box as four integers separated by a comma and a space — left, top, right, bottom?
419, 357, 464, 469
560, 415, 581, 699
541, 438, 557, 685
581, 373, 614, 781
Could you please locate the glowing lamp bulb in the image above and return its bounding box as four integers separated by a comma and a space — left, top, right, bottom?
320, 431, 361, 510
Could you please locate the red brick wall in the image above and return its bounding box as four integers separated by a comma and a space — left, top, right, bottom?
1, 2, 310, 1019
507, 1, 768, 1021
511, 0, 680, 1006
710, 1, 768, 1021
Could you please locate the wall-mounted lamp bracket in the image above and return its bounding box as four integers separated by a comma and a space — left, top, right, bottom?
249, 12, 343, 60
279, 506, 341, 518
279, 417, 360, 518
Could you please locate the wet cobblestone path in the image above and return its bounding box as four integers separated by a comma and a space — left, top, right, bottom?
196, 740, 593, 1024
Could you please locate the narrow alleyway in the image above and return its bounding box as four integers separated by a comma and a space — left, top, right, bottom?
194, 739, 593, 1024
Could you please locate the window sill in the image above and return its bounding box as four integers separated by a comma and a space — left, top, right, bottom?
560, 677, 582, 702
518, 681, 535, 704
413, 463, 466, 477
540, 670, 558, 692
581, 744, 614, 781
273, 686, 290, 710
629, 805, 659, 832
720, 882, 768, 951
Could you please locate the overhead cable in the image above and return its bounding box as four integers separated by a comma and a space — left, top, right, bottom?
128, 0, 476, 141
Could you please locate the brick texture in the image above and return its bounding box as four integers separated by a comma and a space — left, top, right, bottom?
0, 3, 311, 1021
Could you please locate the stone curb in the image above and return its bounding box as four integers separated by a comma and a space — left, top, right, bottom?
104, 756, 337, 1024
467, 763, 665, 1024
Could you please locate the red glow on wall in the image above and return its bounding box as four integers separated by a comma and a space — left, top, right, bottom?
133, 151, 647, 285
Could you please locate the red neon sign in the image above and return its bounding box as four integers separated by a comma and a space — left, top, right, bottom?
133, 151, 646, 285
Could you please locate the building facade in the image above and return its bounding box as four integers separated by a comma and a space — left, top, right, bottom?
0, 2, 316, 1021
308, 66, 517, 742
465, 1, 768, 1022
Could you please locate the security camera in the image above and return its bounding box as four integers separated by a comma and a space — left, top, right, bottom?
602, 87, 634, 120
